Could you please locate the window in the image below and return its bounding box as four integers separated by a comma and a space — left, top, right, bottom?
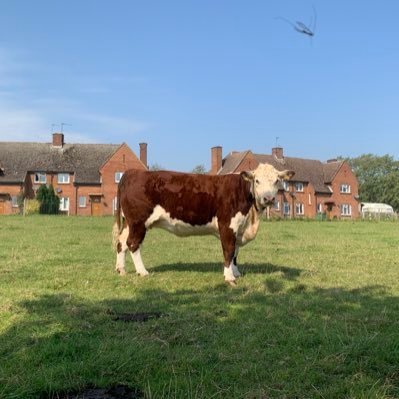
295, 202, 304, 215
34, 172, 46, 184
79, 196, 86, 208
282, 181, 289, 191
340, 184, 351, 193
115, 171, 123, 183
341, 204, 352, 216
283, 202, 290, 215
58, 173, 70, 184
11, 196, 18, 208
272, 200, 280, 210
317, 203, 323, 213
295, 182, 304, 192
59, 197, 70, 212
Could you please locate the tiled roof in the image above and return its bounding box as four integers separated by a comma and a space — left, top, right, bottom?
219, 151, 343, 194
219, 151, 250, 175
0, 142, 121, 184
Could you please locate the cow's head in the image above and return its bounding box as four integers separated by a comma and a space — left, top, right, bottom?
241, 163, 295, 210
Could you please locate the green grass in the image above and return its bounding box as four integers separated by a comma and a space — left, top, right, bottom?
1, 216, 399, 398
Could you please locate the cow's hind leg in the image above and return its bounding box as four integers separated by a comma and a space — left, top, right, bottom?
219, 225, 237, 284
114, 223, 129, 276
127, 223, 149, 277
232, 247, 241, 278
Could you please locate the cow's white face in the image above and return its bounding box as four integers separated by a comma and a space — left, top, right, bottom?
241, 164, 295, 210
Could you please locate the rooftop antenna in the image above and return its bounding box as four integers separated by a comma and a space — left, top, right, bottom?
51, 123, 59, 133
60, 122, 72, 133
275, 136, 280, 147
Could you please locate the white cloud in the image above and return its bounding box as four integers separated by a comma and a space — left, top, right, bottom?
0, 46, 151, 144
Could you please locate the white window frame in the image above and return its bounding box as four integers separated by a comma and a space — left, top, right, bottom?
340, 184, 351, 194
59, 197, 70, 212
295, 202, 304, 215
34, 172, 46, 184
272, 200, 280, 210
282, 181, 289, 191
79, 196, 86, 208
11, 196, 18, 208
317, 203, 323, 213
341, 204, 352, 216
115, 172, 124, 183
283, 202, 290, 215
295, 182, 304, 192
57, 173, 70, 184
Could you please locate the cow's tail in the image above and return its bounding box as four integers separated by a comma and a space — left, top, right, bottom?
112, 183, 124, 251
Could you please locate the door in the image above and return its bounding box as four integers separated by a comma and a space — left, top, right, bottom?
0, 201, 5, 215
91, 197, 102, 216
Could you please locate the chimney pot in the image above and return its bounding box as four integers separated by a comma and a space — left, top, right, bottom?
52, 133, 64, 148
211, 146, 222, 175
139, 142, 148, 168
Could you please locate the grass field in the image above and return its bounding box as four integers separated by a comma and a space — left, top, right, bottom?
1, 216, 399, 398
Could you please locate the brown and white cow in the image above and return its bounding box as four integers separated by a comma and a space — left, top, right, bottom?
112, 163, 294, 284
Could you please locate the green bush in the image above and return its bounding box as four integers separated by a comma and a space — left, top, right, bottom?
36, 185, 60, 214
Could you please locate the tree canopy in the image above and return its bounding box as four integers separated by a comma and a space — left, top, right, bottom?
344, 154, 399, 211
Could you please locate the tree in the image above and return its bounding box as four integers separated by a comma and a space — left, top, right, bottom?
149, 163, 164, 171
191, 164, 207, 174
343, 154, 399, 211
36, 184, 60, 214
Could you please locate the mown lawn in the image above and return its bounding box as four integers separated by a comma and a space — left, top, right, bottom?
0, 216, 399, 398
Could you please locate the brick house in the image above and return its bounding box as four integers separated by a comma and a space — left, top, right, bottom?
0, 133, 148, 215
210, 146, 359, 219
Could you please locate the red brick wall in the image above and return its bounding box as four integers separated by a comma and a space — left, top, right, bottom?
99, 143, 147, 216
328, 162, 359, 219
0, 184, 23, 214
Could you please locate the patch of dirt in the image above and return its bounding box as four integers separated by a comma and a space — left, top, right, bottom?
55, 384, 143, 399
109, 311, 163, 322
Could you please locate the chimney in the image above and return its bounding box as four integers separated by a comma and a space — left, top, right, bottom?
211, 146, 222, 175
272, 147, 283, 160
52, 133, 64, 148
139, 142, 148, 168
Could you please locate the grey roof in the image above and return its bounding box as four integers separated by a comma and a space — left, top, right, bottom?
0, 142, 121, 184
219, 151, 343, 194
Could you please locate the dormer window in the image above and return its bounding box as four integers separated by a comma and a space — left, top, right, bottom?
34, 172, 46, 184
295, 182, 304, 192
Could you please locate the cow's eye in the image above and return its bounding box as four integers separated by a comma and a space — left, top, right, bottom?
255, 179, 260, 184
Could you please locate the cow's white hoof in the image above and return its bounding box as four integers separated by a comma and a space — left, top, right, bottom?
137, 270, 149, 277
116, 268, 126, 276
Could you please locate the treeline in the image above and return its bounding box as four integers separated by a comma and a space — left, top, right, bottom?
343, 154, 399, 211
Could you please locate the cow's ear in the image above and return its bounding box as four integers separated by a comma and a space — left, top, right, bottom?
241, 171, 254, 182
279, 170, 295, 180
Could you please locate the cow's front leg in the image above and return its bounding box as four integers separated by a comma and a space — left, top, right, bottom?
219, 224, 237, 285
232, 247, 241, 278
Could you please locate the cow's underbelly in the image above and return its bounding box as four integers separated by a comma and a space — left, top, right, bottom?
145, 205, 220, 237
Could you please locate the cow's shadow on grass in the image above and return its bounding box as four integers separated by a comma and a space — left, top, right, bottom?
2, 285, 399, 398
152, 262, 302, 280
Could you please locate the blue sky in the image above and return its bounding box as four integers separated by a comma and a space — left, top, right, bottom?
0, 1, 398, 171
